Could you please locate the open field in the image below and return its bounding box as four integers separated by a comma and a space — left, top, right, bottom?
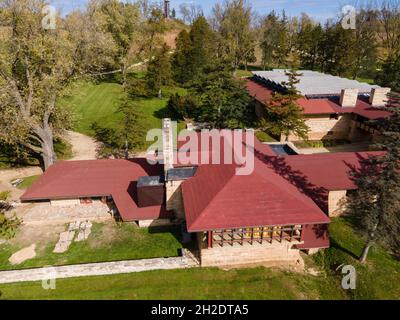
0, 218, 399, 300
61, 79, 187, 139
0, 223, 182, 272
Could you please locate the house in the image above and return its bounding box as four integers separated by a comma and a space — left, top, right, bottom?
246, 70, 391, 143
21, 119, 383, 267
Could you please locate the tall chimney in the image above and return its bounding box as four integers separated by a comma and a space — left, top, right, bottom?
162, 118, 174, 173
340, 88, 359, 107
369, 88, 391, 107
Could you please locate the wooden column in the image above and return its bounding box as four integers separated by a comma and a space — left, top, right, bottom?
207, 231, 213, 248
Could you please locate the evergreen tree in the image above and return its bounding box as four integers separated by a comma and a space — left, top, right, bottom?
376, 54, 400, 91
259, 11, 290, 69
171, 16, 215, 85
188, 64, 251, 129
259, 69, 309, 141
172, 30, 192, 84
146, 43, 172, 96
347, 92, 400, 262
188, 16, 215, 79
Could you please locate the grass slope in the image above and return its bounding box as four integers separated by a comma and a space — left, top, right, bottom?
61, 80, 186, 138
0, 267, 344, 300
1, 219, 399, 300
0, 224, 182, 271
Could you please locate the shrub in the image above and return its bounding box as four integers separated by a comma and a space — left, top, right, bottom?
0, 191, 10, 201
0, 212, 21, 240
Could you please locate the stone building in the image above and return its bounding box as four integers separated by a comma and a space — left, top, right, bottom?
246, 70, 391, 143
21, 118, 385, 267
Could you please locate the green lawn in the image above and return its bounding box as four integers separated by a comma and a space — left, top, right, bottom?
61, 80, 187, 139
0, 266, 345, 300
1, 218, 399, 300
0, 223, 182, 272
15, 175, 41, 190
313, 217, 400, 300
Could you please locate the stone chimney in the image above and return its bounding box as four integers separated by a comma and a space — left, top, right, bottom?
340, 88, 359, 107
369, 87, 391, 107
162, 118, 174, 173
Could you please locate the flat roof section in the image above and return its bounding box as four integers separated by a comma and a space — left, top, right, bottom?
252, 70, 380, 96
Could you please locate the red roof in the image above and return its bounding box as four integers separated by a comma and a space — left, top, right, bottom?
182, 158, 330, 232
282, 151, 385, 191
246, 78, 391, 120
21, 159, 171, 221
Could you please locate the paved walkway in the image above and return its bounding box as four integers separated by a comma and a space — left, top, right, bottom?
0, 256, 199, 284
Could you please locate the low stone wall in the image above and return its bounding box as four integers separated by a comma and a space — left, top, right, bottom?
200, 241, 302, 267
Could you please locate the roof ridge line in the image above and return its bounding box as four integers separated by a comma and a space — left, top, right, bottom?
188, 165, 237, 229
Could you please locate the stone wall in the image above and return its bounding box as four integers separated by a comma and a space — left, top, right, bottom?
166, 180, 185, 219
50, 199, 80, 207
287, 114, 352, 141
328, 190, 348, 216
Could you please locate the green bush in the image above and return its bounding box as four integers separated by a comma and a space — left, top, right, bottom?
0, 212, 21, 240
0, 191, 10, 201
255, 131, 277, 143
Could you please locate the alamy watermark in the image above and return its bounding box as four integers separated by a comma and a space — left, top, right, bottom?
41, 266, 57, 290
340, 265, 357, 290
41, 5, 57, 30
341, 5, 357, 30
146, 122, 256, 176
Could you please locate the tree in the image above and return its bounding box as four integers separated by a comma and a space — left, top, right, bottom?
172, 30, 192, 84
92, 99, 144, 159
376, 53, 400, 91
351, 9, 378, 79
188, 64, 251, 129
212, 0, 256, 72
171, 16, 215, 85
259, 11, 290, 69
347, 92, 400, 262
0, 0, 110, 170
259, 70, 309, 141
95, 0, 140, 86
146, 43, 172, 96
295, 14, 324, 70
179, 3, 203, 25
167, 93, 199, 121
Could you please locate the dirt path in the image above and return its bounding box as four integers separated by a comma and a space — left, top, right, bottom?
0, 166, 43, 200
66, 131, 99, 161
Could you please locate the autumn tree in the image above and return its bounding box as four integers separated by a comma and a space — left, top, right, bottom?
94, 0, 140, 86
0, 0, 114, 170
347, 92, 400, 262
212, 0, 256, 72
259, 69, 308, 141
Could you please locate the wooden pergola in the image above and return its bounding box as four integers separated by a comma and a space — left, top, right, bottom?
205, 224, 304, 248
